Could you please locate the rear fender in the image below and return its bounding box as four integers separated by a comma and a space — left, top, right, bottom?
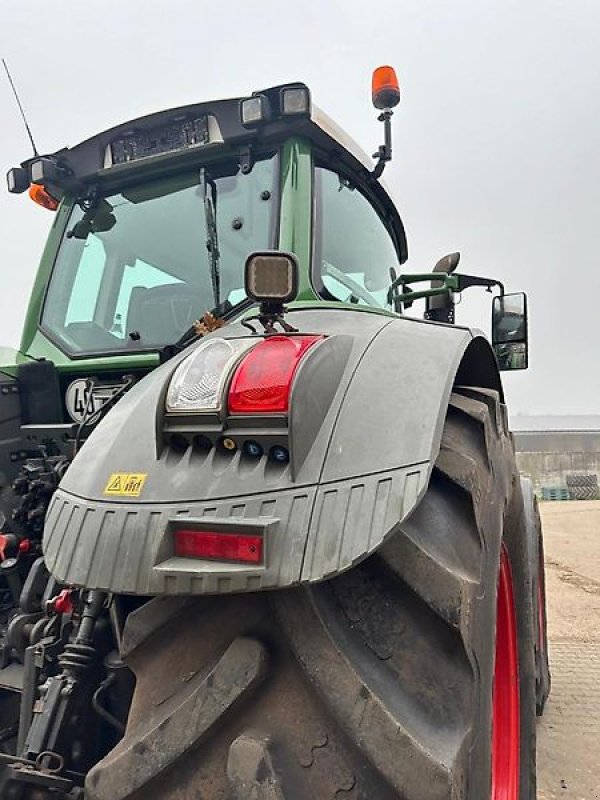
43, 311, 494, 594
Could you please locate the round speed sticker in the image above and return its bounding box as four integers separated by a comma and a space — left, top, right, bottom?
65, 379, 102, 424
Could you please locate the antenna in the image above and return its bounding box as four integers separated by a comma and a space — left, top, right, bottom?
2, 58, 39, 157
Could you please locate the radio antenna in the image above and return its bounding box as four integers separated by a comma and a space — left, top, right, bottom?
2, 58, 39, 157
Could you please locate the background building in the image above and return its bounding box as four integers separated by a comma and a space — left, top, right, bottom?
512, 415, 600, 496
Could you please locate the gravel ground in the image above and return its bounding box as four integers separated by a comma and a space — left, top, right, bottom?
537, 501, 600, 800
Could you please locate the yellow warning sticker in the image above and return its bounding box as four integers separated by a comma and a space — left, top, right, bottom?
104, 472, 147, 497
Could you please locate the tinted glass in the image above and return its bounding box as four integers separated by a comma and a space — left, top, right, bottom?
314, 167, 399, 309
42, 156, 276, 355
492, 293, 527, 344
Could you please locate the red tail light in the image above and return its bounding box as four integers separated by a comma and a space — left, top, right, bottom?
175, 530, 263, 564
228, 335, 322, 414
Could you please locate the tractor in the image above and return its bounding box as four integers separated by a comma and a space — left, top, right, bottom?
0, 67, 549, 799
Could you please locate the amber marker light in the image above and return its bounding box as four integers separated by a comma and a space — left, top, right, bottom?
28, 184, 59, 211
372, 65, 401, 110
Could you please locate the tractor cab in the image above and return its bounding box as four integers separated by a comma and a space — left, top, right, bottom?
8, 79, 407, 367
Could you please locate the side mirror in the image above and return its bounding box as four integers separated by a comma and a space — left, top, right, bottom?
492, 292, 528, 371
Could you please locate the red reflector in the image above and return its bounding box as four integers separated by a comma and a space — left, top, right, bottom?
175, 530, 263, 564
228, 335, 322, 414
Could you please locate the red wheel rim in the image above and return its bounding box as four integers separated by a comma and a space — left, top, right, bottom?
491, 545, 520, 800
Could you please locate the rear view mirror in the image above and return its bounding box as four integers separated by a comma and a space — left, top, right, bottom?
492, 292, 528, 371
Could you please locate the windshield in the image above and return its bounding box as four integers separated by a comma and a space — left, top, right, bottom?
41, 155, 276, 355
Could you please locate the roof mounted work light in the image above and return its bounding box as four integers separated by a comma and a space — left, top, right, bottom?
280, 86, 311, 116
6, 166, 29, 194
240, 94, 271, 127
30, 156, 67, 186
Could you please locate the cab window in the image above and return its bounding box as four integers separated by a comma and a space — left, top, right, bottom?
313, 166, 399, 309
41, 155, 276, 355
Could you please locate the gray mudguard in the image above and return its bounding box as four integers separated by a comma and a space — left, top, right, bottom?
43, 309, 479, 595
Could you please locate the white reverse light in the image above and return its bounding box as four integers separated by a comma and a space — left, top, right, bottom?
166, 338, 255, 414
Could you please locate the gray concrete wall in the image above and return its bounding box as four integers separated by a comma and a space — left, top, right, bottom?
514, 431, 600, 490
516, 451, 600, 491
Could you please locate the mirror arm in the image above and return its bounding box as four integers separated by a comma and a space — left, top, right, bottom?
455, 273, 505, 296
395, 286, 451, 305
387, 272, 459, 308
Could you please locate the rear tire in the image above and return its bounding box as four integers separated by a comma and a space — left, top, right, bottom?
521, 477, 551, 715
86, 388, 536, 800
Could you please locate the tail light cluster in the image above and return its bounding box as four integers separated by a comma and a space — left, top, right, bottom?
164, 334, 323, 461
228, 335, 321, 414
167, 334, 322, 417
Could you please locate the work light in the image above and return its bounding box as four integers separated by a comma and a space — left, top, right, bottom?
244, 252, 299, 305
30, 157, 64, 186
6, 166, 29, 194
280, 86, 311, 116
240, 94, 270, 127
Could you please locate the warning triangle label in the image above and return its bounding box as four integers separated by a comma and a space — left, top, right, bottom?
105, 474, 123, 493
104, 472, 147, 497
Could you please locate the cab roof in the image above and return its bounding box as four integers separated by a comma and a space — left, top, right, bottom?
19, 81, 407, 262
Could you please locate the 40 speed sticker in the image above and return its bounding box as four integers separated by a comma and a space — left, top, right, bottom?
104, 473, 147, 497
65, 379, 123, 425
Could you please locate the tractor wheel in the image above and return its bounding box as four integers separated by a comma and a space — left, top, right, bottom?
521, 477, 551, 715
86, 388, 536, 800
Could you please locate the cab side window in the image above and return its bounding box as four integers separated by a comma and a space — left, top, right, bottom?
314, 167, 399, 309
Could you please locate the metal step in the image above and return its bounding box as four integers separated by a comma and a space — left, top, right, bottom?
0, 663, 24, 692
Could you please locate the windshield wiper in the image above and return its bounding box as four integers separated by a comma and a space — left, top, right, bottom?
200, 168, 220, 309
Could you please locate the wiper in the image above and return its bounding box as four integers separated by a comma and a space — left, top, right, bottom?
200, 168, 220, 309
159, 171, 226, 359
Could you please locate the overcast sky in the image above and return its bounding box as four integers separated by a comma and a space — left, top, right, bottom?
1, 0, 599, 415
